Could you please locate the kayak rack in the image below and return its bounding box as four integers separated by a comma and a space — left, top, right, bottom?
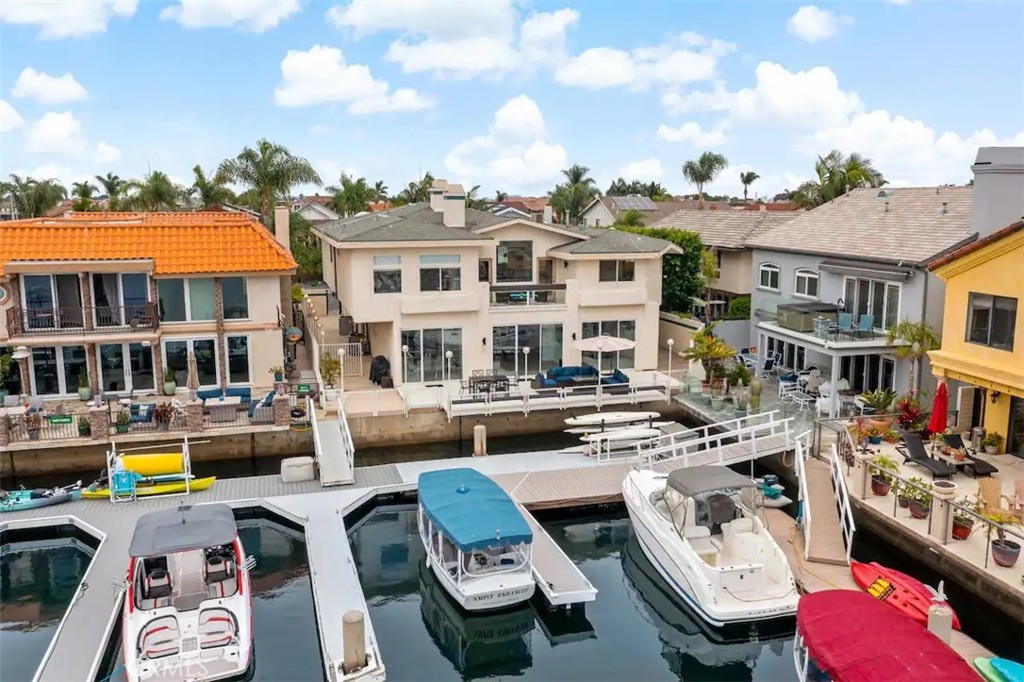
105, 437, 209, 504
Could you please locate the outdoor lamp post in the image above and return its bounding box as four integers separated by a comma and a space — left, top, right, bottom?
522, 346, 530, 379
667, 338, 675, 376
338, 347, 346, 393
445, 350, 453, 381
401, 344, 409, 384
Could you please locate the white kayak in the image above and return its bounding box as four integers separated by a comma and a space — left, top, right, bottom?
565, 411, 660, 427
565, 421, 673, 435
581, 427, 661, 443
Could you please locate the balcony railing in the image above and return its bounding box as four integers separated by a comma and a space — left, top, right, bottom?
6, 303, 158, 336
489, 284, 566, 308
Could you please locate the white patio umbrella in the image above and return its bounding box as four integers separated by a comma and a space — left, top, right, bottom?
186, 352, 200, 401
574, 334, 636, 373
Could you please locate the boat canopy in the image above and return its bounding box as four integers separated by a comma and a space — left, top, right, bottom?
797, 591, 979, 682
129, 504, 237, 557
666, 466, 756, 498
418, 469, 532, 552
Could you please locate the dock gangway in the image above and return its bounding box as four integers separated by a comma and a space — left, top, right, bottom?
312, 396, 355, 486
796, 438, 854, 566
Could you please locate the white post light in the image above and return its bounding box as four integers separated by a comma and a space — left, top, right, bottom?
338, 348, 346, 393
445, 350, 453, 381
522, 346, 530, 379
401, 344, 410, 384
667, 338, 675, 377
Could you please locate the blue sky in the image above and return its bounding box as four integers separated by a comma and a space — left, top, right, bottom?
2, 0, 1023, 200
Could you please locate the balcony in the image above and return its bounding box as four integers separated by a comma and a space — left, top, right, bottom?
489, 284, 566, 308
6, 303, 158, 337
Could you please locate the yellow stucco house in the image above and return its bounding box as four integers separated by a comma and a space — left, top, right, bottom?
928, 219, 1024, 456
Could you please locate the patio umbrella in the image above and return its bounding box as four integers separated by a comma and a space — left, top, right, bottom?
928, 380, 948, 434
186, 352, 200, 401
574, 334, 636, 373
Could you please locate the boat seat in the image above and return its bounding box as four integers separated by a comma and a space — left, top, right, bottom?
205, 556, 238, 599
684, 526, 719, 566
145, 568, 172, 599
139, 615, 180, 659
722, 518, 763, 564
198, 608, 237, 649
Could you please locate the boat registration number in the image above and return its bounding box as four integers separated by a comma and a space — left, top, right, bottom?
867, 577, 895, 600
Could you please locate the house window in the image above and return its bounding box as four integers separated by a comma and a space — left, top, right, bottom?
221, 277, 248, 319
492, 324, 562, 377
794, 269, 819, 298
842, 277, 901, 331
188, 278, 216, 321
968, 293, 1017, 351
226, 335, 251, 383
581, 320, 635, 370
163, 338, 219, 388
419, 254, 461, 292
158, 279, 186, 322
400, 328, 462, 382
599, 260, 636, 282
478, 259, 491, 283
496, 241, 533, 282
372, 255, 402, 294
758, 263, 780, 291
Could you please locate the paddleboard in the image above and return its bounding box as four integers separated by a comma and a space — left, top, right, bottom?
564, 411, 660, 427
581, 427, 661, 443
851, 560, 961, 630
565, 421, 673, 435
993, 659, 1024, 682
82, 476, 215, 499
975, 658, 1004, 682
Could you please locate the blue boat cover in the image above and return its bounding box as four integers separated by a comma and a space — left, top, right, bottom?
418, 468, 533, 552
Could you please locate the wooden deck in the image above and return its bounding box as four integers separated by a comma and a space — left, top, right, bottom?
803, 458, 848, 566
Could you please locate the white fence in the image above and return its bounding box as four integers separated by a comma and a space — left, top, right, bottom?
829, 442, 856, 563
630, 411, 794, 469
323, 342, 364, 377
796, 438, 811, 559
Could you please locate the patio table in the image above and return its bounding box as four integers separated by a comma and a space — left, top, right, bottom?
204, 395, 241, 423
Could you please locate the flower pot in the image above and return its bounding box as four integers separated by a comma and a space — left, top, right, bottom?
870, 476, 891, 496
985, 445, 998, 455
897, 495, 911, 509
77, 425, 91, 437
157, 422, 169, 432
870, 417, 894, 431
992, 539, 1021, 568
27, 429, 40, 441
115, 424, 129, 434
274, 372, 284, 382
868, 436, 882, 445
908, 500, 931, 519
952, 519, 973, 540
78, 387, 92, 401
710, 397, 724, 410
164, 382, 176, 396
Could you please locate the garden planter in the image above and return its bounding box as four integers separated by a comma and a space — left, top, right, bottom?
870, 417, 894, 431
77, 426, 91, 437
163, 382, 176, 396
157, 422, 170, 432
871, 476, 892, 496
952, 519, 974, 540
274, 372, 285, 382
992, 539, 1021, 568
27, 430, 40, 441
78, 387, 92, 401
985, 445, 998, 455
897, 494, 911, 509
115, 424, 129, 434
710, 397, 724, 410
868, 436, 882, 445
908, 500, 931, 519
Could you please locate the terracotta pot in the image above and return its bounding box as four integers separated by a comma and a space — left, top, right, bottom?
908, 500, 930, 519
992, 539, 1021, 568
870, 417, 894, 431
871, 476, 891, 496
952, 519, 973, 540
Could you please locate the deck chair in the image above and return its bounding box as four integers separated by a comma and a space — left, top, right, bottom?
111, 469, 139, 504
981, 478, 1024, 522
855, 314, 875, 338
759, 357, 778, 379
895, 433, 955, 480
942, 433, 998, 477
836, 312, 854, 339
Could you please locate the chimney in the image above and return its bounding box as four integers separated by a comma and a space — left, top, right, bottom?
442, 184, 466, 228
543, 205, 553, 224
970, 146, 1024, 238
274, 201, 291, 252
429, 179, 449, 212
759, 203, 767, 212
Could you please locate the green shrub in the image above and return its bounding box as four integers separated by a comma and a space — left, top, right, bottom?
725, 296, 751, 320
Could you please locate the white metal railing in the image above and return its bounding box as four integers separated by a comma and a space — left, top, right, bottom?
337, 397, 355, 475
629, 411, 793, 469
796, 438, 811, 560
323, 342, 363, 377
829, 443, 856, 563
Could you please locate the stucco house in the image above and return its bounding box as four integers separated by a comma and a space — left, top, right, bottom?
579, 196, 695, 228
311, 180, 680, 386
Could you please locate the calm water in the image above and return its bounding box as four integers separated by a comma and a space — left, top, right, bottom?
96, 517, 322, 682
348, 508, 796, 682
1, 539, 94, 682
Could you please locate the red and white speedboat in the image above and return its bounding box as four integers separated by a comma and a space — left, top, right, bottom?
121, 504, 255, 682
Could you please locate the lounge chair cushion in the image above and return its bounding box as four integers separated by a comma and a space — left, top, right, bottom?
225, 387, 252, 404
196, 388, 223, 402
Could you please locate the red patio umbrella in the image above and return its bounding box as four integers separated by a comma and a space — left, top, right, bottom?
928, 381, 948, 434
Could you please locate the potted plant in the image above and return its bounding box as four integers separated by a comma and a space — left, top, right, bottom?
898, 476, 926, 508
77, 415, 91, 437
860, 389, 897, 429
76, 366, 92, 401
882, 427, 900, 444
894, 393, 926, 434
163, 368, 177, 396
952, 495, 980, 540
682, 324, 736, 397
25, 412, 42, 440
982, 509, 1021, 568
153, 402, 174, 431
870, 453, 899, 496
115, 410, 130, 434
981, 432, 1004, 455
269, 365, 285, 382
908, 481, 933, 519
321, 354, 341, 388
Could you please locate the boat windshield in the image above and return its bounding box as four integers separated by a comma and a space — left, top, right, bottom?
659, 486, 756, 537
461, 543, 529, 576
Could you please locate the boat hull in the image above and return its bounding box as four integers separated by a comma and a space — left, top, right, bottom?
425, 554, 535, 612
82, 476, 216, 499
0, 487, 80, 513
850, 560, 960, 630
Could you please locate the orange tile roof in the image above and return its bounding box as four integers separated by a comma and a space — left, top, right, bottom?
0, 212, 297, 277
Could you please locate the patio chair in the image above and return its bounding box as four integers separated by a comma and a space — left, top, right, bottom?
978, 478, 1024, 522
895, 433, 955, 480
758, 357, 777, 379
854, 314, 875, 338
942, 433, 998, 477
780, 382, 814, 410
836, 312, 854, 339
27, 396, 45, 413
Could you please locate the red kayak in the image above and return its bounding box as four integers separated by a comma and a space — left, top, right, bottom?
850, 561, 961, 630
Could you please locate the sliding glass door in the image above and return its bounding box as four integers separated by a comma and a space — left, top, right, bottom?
162, 338, 219, 388
581, 320, 635, 370
97, 343, 155, 393
28, 345, 87, 395
491, 324, 563, 377
400, 328, 463, 383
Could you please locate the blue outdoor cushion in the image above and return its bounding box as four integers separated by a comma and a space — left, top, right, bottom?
225, 387, 252, 404
129, 404, 154, 423
248, 391, 275, 417
197, 388, 223, 401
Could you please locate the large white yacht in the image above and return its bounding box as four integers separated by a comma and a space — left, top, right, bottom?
623, 465, 798, 627
418, 468, 535, 611
121, 504, 255, 682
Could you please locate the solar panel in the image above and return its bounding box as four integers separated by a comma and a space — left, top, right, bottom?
612, 195, 657, 211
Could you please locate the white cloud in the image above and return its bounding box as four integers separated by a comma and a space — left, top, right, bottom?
26, 111, 86, 155
620, 158, 665, 181
656, 121, 730, 147
0, 100, 25, 132
309, 124, 332, 135
273, 45, 434, 114
161, 0, 300, 32
29, 162, 74, 181
94, 141, 121, 164
444, 95, 567, 190
12, 67, 88, 104
326, 0, 577, 79
0, 0, 136, 39
786, 5, 853, 43
554, 32, 735, 90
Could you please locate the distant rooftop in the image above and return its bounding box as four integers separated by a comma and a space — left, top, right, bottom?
651, 209, 800, 249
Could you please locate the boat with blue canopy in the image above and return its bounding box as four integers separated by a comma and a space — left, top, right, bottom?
418, 468, 536, 611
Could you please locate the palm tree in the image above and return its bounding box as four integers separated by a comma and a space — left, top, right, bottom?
885, 320, 940, 393
495, 190, 508, 202
189, 164, 235, 208
681, 152, 729, 209
94, 172, 125, 210
794, 150, 886, 209
614, 209, 645, 228
327, 174, 373, 216
218, 138, 322, 222
550, 164, 599, 225
739, 171, 760, 202
372, 180, 389, 203
606, 178, 630, 196
465, 185, 489, 210
1, 174, 67, 218
122, 171, 180, 211
700, 250, 720, 322
70, 181, 99, 211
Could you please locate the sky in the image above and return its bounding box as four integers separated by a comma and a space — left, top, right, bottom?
2, 0, 1023, 201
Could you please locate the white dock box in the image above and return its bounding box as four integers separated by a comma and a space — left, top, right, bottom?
281, 456, 315, 483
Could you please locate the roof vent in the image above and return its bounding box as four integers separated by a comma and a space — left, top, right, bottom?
935, 187, 940, 195
877, 190, 888, 198
942, 202, 948, 214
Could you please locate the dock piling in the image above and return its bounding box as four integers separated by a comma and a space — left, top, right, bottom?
473, 424, 487, 456
342, 609, 367, 673
928, 602, 954, 644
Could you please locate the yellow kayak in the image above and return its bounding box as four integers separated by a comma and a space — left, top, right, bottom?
119, 453, 184, 476
81, 476, 216, 499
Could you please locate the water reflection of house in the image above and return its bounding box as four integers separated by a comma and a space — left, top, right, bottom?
347, 507, 422, 595
1, 544, 92, 631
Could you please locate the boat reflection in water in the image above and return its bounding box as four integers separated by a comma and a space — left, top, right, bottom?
418, 559, 535, 678
621, 535, 793, 682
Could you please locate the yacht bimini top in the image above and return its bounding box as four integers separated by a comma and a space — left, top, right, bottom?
418, 469, 532, 552
129, 504, 237, 557
666, 466, 757, 498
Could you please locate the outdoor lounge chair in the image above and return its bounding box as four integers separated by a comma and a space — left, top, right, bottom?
854, 314, 875, 338
978, 478, 1024, 523
896, 433, 955, 480
942, 433, 998, 477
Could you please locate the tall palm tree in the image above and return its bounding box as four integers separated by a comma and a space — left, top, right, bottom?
372, 180, 389, 202
885, 320, 940, 393
794, 150, 887, 209
123, 171, 180, 211
681, 152, 729, 209
739, 171, 760, 202
549, 164, 599, 225
94, 172, 125, 210
218, 138, 322, 222
495, 190, 508, 202
327, 174, 373, 216
189, 164, 235, 208
70, 181, 99, 211
562, 163, 597, 190
1, 174, 67, 217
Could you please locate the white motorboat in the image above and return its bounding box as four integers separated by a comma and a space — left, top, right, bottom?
121, 504, 255, 682
623, 465, 798, 627
418, 468, 535, 611
564, 411, 660, 428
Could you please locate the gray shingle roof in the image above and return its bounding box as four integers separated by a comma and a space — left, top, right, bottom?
313, 203, 502, 242
650, 210, 800, 249
745, 186, 974, 264
550, 228, 679, 255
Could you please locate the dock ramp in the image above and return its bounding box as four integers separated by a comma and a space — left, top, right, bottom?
313, 399, 355, 486
516, 503, 597, 607
798, 442, 855, 566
